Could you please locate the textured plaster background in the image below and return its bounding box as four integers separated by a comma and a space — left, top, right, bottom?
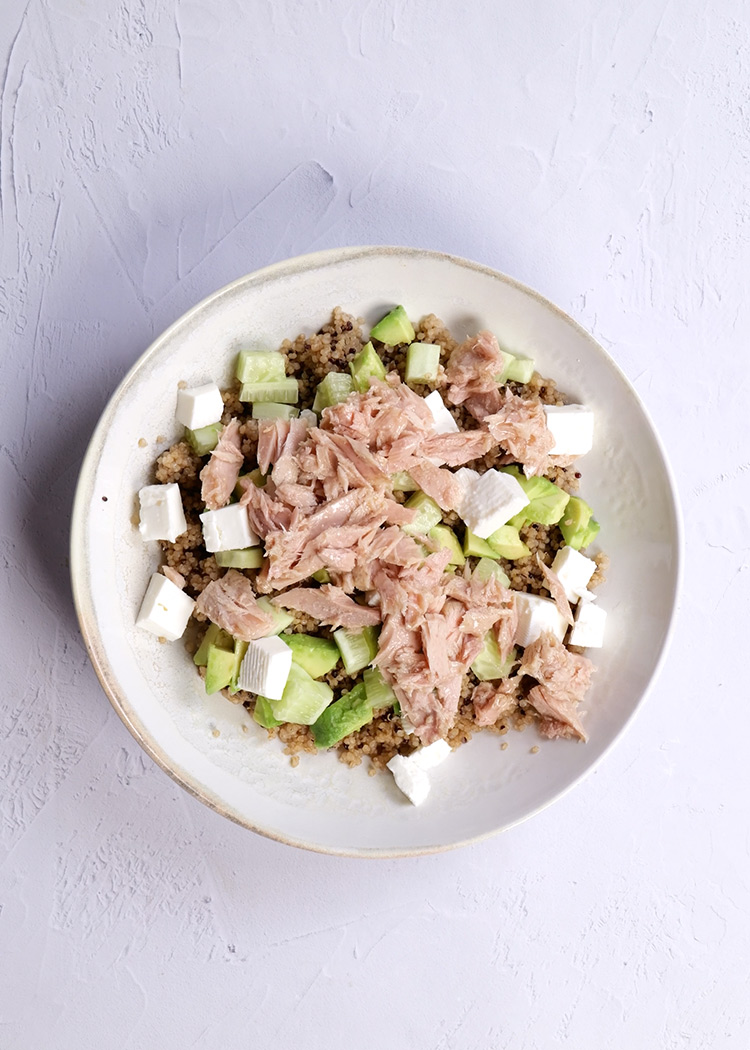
1, 0, 749, 1047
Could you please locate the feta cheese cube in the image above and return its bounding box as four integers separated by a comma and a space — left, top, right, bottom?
299, 409, 318, 427
237, 635, 292, 700
542, 404, 594, 457
513, 592, 568, 647
459, 469, 530, 539
424, 391, 459, 435
569, 602, 606, 648
136, 573, 195, 641
138, 483, 187, 542
387, 740, 451, 806
200, 504, 259, 553
175, 383, 225, 431
551, 546, 597, 603
453, 467, 480, 505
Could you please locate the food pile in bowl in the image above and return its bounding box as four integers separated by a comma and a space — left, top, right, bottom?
134, 305, 607, 805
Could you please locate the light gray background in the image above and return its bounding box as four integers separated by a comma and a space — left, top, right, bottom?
1, 1, 747, 1047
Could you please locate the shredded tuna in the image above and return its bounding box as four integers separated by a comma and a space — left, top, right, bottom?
444, 571, 516, 638
195, 569, 274, 641
482, 390, 555, 477
407, 460, 463, 511
257, 419, 290, 476
471, 678, 519, 727
421, 430, 494, 466
239, 480, 297, 538
538, 556, 574, 627
445, 330, 507, 406
272, 584, 381, 629
200, 419, 244, 510
273, 482, 320, 510
161, 565, 186, 589
464, 389, 504, 420
519, 631, 594, 741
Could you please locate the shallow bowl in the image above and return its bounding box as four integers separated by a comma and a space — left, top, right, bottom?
71, 246, 681, 856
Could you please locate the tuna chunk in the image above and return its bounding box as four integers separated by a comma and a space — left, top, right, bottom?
482, 390, 555, 478
445, 330, 507, 406
161, 565, 186, 589
471, 678, 519, 727
421, 430, 493, 466
239, 479, 297, 537
538, 556, 574, 627
257, 418, 309, 484
200, 419, 244, 510
519, 631, 594, 741
407, 461, 463, 511
444, 571, 517, 641
195, 569, 274, 641
272, 584, 381, 628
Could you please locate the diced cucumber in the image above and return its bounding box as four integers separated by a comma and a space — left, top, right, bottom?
405, 342, 440, 383
251, 402, 299, 420
402, 492, 443, 536
312, 373, 353, 412
253, 695, 282, 729
363, 667, 397, 711
215, 548, 265, 569
239, 379, 299, 404
193, 623, 232, 667
312, 568, 331, 584
282, 634, 340, 678
205, 645, 239, 695
235, 349, 286, 385
334, 625, 379, 674
504, 354, 535, 384
349, 341, 386, 392
234, 470, 266, 498
472, 557, 510, 587
311, 683, 373, 748
471, 633, 517, 682
185, 422, 223, 456
486, 525, 530, 560
428, 524, 465, 566
269, 662, 334, 725
462, 529, 502, 559
559, 496, 599, 550
370, 305, 415, 346
391, 471, 419, 492
256, 596, 294, 635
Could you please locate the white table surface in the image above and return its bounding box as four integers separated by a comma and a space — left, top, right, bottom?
1, 1, 747, 1046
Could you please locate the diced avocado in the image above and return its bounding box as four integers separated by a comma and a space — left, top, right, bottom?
559, 496, 599, 550
333, 625, 379, 674
370, 305, 415, 346
235, 349, 286, 385
269, 662, 334, 725
363, 667, 397, 711
428, 525, 465, 566
234, 469, 266, 498
205, 644, 239, 695
501, 466, 570, 525
239, 379, 299, 404
507, 510, 528, 529
472, 557, 510, 587
256, 596, 294, 635
251, 402, 299, 420
349, 341, 386, 392
471, 633, 517, 682
215, 548, 265, 569
462, 528, 502, 559
193, 623, 232, 667
281, 634, 340, 678
402, 491, 443, 536
228, 639, 248, 693
311, 683, 373, 748
504, 354, 535, 384
185, 422, 223, 456
391, 471, 419, 492
312, 372, 354, 412
486, 525, 531, 560
253, 695, 282, 729
405, 342, 440, 384
312, 567, 331, 584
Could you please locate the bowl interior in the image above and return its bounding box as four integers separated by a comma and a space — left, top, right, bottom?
71, 247, 680, 856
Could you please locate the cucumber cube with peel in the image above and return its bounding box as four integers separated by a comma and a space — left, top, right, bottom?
235, 350, 286, 385
185, 422, 223, 456
405, 343, 440, 384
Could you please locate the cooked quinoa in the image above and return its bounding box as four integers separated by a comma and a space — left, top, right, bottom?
152, 307, 606, 773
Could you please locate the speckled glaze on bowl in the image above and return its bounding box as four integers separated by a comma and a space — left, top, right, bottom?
70, 246, 681, 857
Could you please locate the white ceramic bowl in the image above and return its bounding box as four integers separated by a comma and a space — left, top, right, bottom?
70, 246, 681, 857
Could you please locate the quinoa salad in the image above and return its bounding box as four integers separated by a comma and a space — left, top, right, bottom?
135, 306, 608, 805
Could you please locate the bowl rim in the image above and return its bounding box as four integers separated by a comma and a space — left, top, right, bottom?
70, 244, 683, 858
